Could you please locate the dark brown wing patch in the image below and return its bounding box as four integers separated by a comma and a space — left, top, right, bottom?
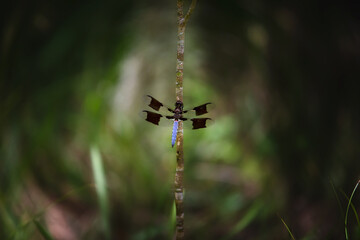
143, 110, 163, 125
191, 118, 211, 129
147, 95, 163, 111
192, 103, 211, 116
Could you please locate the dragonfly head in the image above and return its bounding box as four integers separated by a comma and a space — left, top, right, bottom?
175, 100, 184, 112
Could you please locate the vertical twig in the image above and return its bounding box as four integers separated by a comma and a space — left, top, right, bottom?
175, 0, 197, 239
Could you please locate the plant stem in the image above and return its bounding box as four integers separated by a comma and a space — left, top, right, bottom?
344, 180, 360, 240
174, 0, 197, 239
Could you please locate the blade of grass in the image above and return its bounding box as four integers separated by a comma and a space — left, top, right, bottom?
169, 201, 176, 235
340, 189, 360, 231
279, 215, 296, 240
330, 180, 344, 217
7, 183, 95, 239
223, 202, 262, 240
33, 219, 54, 240
0, 199, 17, 235
344, 180, 360, 240
90, 145, 110, 239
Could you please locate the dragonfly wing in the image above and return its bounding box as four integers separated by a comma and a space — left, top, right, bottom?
183, 102, 213, 118
145, 95, 174, 113
141, 111, 174, 127
190, 118, 212, 129
142, 110, 163, 125
180, 117, 213, 129
193, 103, 212, 116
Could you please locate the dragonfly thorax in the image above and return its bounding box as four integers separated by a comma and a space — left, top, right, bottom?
174, 100, 184, 120
173, 111, 183, 120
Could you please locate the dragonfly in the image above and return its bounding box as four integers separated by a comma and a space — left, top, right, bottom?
142, 95, 212, 147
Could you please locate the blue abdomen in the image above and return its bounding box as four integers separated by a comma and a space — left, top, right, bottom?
171, 120, 178, 147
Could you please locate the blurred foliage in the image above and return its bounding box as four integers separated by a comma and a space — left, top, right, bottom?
1, 0, 360, 239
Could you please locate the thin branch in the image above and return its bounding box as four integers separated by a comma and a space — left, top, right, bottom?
174, 0, 197, 239
175, 0, 185, 239
184, 0, 198, 25
176, 0, 185, 102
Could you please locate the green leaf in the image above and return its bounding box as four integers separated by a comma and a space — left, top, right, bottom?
33, 220, 54, 240
91, 145, 110, 239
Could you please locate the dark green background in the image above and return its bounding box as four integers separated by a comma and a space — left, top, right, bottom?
1, 0, 359, 239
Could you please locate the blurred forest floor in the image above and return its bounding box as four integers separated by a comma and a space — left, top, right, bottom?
1, 0, 360, 239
